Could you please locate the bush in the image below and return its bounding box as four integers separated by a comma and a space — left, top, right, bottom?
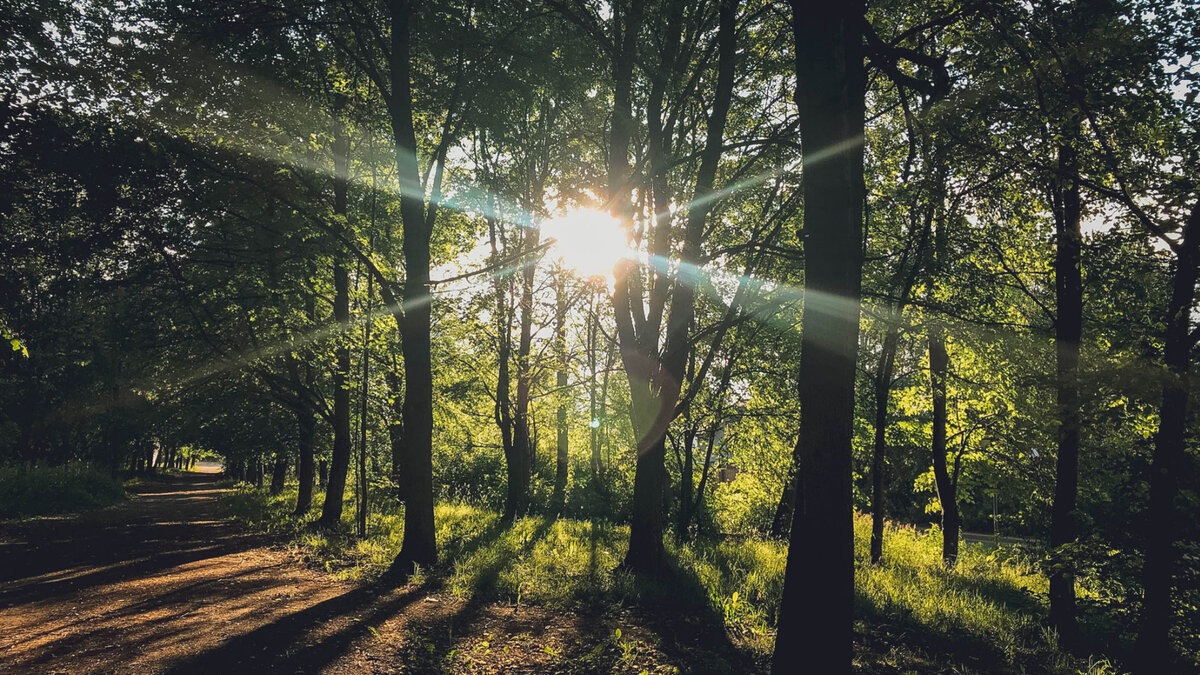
0, 464, 126, 517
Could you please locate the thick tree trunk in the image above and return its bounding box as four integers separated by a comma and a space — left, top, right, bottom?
319, 104, 352, 531
387, 0, 436, 573
773, 3, 865, 671
626, 433, 669, 570
870, 326, 901, 564
294, 409, 316, 514
1049, 137, 1083, 645
1134, 201, 1199, 669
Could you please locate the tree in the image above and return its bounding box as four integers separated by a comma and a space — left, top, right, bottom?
773, 1, 865, 670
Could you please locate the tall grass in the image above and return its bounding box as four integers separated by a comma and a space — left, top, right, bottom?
223, 485, 1112, 672
0, 464, 126, 517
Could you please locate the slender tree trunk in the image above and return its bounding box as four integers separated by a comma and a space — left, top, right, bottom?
929, 320, 959, 566
386, 369, 405, 500
552, 275, 569, 513
318, 459, 328, 488
294, 409, 316, 514
319, 102, 352, 530
870, 326, 901, 564
770, 435, 801, 539
773, 2, 864, 671
1049, 135, 1083, 645
508, 225, 537, 520
357, 270, 373, 537
1134, 201, 1199, 669
677, 427, 696, 536
387, 0, 436, 572
587, 291, 603, 482
488, 212, 521, 522
270, 453, 288, 495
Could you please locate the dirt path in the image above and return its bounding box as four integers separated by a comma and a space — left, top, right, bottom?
0, 474, 754, 674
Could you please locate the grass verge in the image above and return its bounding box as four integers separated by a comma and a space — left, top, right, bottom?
223, 484, 1120, 673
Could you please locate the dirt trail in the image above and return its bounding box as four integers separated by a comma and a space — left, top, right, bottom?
0, 474, 350, 672
0, 473, 752, 674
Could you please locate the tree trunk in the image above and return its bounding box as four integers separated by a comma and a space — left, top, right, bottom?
773, 2, 864, 671
870, 326, 901, 564
552, 275, 569, 513
929, 320, 959, 566
294, 408, 315, 514
770, 435, 801, 539
318, 459, 328, 488
1049, 135, 1083, 646
587, 290, 603, 482
1134, 200, 1199, 669
677, 427, 696, 535
386, 369, 405, 500
319, 101, 352, 531
626, 433, 669, 570
270, 453, 288, 495
620, 0, 735, 574
357, 270, 373, 537
387, 0, 436, 573
507, 224, 537, 520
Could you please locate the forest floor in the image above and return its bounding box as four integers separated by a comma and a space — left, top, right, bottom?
0, 472, 754, 674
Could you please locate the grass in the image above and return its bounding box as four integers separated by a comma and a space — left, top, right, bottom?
223, 484, 1119, 673
0, 464, 127, 517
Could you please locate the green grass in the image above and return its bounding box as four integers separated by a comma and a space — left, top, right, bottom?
0, 464, 127, 517
223, 484, 1117, 673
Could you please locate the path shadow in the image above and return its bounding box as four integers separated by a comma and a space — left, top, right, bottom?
164, 576, 429, 674
162, 509, 519, 673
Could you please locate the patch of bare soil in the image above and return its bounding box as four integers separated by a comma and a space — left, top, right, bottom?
0, 474, 756, 674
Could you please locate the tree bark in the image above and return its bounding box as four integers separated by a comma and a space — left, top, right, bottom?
929, 319, 959, 566
387, 0, 436, 573
318, 100, 352, 530
1049, 134, 1083, 645
769, 436, 801, 539
270, 453, 288, 495
870, 326, 901, 564
507, 224, 537, 520
552, 275, 569, 513
773, 2, 865, 671
386, 369, 405, 500
1134, 200, 1199, 669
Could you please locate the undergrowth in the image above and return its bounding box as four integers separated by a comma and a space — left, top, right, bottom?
223, 484, 1119, 673
0, 464, 126, 517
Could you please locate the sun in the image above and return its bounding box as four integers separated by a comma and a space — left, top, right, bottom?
540, 208, 632, 279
